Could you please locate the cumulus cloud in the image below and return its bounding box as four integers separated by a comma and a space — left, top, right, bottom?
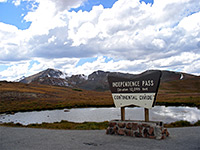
12, 0, 21, 6
0, 0, 200, 80
68, 0, 198, 65
0, 0, 7, 2
62, 56, 148, 76
67, 0, 200, 60
0, 22, 30, 61
0, 0, 85, 61
0, 61, 30, 81
0, 57, 79, 81
48, 0, 87, 12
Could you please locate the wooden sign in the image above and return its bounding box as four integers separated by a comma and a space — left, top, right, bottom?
107, 70, 162, 109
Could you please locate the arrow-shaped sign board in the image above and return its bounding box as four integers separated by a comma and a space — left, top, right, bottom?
107, 70, 162, 109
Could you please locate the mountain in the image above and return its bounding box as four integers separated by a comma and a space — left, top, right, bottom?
19, 68, 198, 91
20, 68, 69, 86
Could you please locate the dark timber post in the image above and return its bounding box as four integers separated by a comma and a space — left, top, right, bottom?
144, 108, 149, 122
121, 107, 125, 121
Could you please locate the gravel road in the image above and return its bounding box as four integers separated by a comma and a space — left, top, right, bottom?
0, 126, 200, 150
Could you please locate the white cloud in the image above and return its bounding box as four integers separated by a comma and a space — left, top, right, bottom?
0, 58, 79, 81
67, 0, 200, 61
152, 39, 166, 49
0, 61, 30, 81
0, 22, 30, 61
12, 0, 21, 6
152, 52, 200, 67
48, 0, 87, 12
183, 60, 200, 75
64, 56, 149, 76
0, 0, 7, 2
178, 12, 200, 34
0, 0, 200, 80
23, 0, 67, 36
48, 35, 57, 43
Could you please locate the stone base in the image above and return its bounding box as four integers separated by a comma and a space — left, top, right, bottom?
106, 120, 169, 140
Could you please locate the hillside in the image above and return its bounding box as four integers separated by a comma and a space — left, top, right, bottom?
0, 81, 112, 113
157, 77, 200, 106
0, 74, 200, 113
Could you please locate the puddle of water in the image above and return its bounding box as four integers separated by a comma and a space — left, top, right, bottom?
0, 106, 199, 125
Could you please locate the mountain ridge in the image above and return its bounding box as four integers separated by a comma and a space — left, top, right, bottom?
19, 68, 198, 91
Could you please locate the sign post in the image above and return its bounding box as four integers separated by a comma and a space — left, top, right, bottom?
144, 108, 149, 122
121, 107, 125, 121
107, 70, 162, 122
106, 71, 170, 139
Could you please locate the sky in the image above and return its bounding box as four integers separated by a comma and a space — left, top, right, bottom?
0, 0, 200, 81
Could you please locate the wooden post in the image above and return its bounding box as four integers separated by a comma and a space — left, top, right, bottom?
121, 107, 125, 121
144, 108, 149, 122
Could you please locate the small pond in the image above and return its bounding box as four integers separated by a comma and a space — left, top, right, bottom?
0, 106, 200, 125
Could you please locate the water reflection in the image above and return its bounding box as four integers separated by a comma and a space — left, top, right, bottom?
0, 106, 199, 125
150, 106, 200, 123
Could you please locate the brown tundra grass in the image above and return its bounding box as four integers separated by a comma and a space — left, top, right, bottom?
0, 78, 200, 114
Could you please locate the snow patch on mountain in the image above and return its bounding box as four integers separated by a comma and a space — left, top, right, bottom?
80, 74, 88, 80
59, 73, 69, 79
180, 74, 184, 80
14, 76, 25, 82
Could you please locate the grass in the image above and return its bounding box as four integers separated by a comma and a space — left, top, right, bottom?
1, 120, 200, 130
0, 78, 200, 114
0, 121, 109, 130
156, 78, 200, 107
164, 120, 200, 128
0, 81, 114, 114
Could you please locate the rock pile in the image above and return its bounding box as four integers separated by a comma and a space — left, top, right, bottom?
106, 120, 169, 140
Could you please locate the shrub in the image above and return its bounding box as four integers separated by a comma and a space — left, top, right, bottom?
165, 120, 191, 128
72, 88, 82, 92
194, 120, 200, 126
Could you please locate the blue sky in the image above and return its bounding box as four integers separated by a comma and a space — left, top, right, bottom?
0, 0, 200, 80
0, 0, 38, 29
70, 0, 153, 12
70, 0, 118, 12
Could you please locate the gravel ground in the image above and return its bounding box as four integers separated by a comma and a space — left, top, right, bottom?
0, 126, 200, 150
